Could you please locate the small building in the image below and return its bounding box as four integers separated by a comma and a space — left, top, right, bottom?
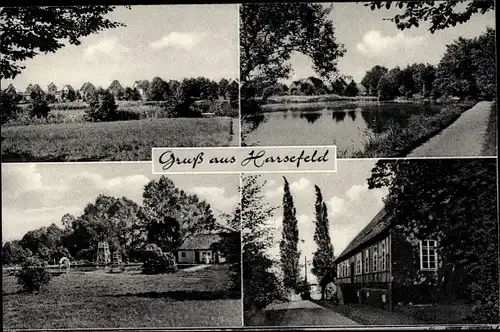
61, 85, 75, 101
356, 83, 368, 96
30, 84, 45, 99
335, 209, 468, 311
177, 233, 225, 264
47, 82, 58, 95
80, 82, 96, 101
133, 80, 149, 100
3, 84, 17, 97
108, 80, 124, 99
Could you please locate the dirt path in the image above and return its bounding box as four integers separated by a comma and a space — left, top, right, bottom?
229, 117, 240, 146
182, 264, 211, 272
408, 101, 494, 157
260, 300, 359, 326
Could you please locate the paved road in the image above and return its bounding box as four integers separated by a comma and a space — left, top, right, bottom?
408, 101, 493, 157
263, 300, 359, 326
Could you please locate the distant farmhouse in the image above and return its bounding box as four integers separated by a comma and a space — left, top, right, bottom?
177, 223, 236, 265
108, 80, 124, 99
80, 82, 97, 101
356, 83, 368, 96
133, 80, 149, 100
3, 84, 17, 98
335, 209, 468, 311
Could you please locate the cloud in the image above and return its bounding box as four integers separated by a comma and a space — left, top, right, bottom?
327, 196, 347, 214
150, 32, 207, 50
188, 186, 238, 216
2, 206, 83, 242
356, 30, 425, 56
84, 38, 130, 57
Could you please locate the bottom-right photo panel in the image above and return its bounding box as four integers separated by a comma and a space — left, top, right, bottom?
241, 158, 499, 327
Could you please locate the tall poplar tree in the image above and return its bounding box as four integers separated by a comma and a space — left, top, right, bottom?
280, 177, 300, 292
311, 185, 336, 299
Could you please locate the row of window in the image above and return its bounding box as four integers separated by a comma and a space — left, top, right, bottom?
337, 239, 438, 278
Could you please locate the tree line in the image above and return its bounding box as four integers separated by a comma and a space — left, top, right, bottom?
361, 27, 495, 101
2, 176, 236, 268
243, 175, 336, 319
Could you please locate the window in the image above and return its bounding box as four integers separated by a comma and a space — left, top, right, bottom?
364, 249, 369, 274
356, 253, 362, 275
381, 243, 386, 271
420, 240, 438, 270
373, 246, 378, 272
181, 252, 186, 258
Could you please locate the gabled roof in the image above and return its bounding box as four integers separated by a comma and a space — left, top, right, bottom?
335, 209, 391, 262
26, 83, 34, 93
108, 80, 124, 91
62, 84, 74, 91
356, 83, 367, 93
179, 234, 222, 250
133, 80, 149, 90
31, 84, 45, 95
4, 84, 16, 94
80, 82, 96, 93
48, 82, 57, 90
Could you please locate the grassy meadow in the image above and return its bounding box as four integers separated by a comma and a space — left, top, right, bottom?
2, 265, 241, 329
1, 117, 234, 161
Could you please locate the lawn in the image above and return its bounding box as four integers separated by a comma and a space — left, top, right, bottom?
1, 117, 234, 161
2, 265, 242, 329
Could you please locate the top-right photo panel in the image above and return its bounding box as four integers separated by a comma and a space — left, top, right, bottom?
240, 1, 496, 158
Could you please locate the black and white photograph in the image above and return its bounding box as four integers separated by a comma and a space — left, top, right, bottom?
1, 163, 241, 329
1, 5, 239, 162
240, 1, 496, 158
241, 158, 498, 326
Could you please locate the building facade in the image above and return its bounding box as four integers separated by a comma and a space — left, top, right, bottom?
335, 209, 466, 311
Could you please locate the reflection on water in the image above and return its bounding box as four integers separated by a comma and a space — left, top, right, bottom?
242, 102, 442, 155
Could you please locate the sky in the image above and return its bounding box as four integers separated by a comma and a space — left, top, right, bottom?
284, 1, 496, 84
244, 159, 388, 284
2, 5, 238, 92
1, 163, 239, 242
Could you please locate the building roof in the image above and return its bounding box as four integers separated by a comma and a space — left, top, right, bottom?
133, 80, 149, 90
4, 84, 16, 94
31, 84, 45, 95
179, 234, 222, 250
80, 82, 96, 93
356, 83, 367, 93
335, 209, 391, 262
108, 80, 124, 91
48, 82, 57, 90
62, 84, 74, 91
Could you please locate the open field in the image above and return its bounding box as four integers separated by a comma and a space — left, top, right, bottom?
3, 264, 241, 329
1, 117, 234, 161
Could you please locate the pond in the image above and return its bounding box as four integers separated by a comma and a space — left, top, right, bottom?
242, 102, 443, 156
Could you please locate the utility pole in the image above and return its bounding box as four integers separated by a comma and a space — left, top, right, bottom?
304, 256, 308, 285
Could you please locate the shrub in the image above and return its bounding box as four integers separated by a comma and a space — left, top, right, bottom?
16, 257, 51, 293
45, 94, 57, 104
85, 90, 118, 122
28, 97, 50, 119
142, 244, 177, 274
1, 91, 21, 124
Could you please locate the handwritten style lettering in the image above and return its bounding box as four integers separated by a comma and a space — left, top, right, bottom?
159, 151, 204, 170
240, 149, 329, 168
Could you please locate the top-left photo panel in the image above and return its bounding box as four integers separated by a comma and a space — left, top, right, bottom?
1, 5, 240, 162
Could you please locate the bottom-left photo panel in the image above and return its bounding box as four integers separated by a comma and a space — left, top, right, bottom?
2, 163, 242, 329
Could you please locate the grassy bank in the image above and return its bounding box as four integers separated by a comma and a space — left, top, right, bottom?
1, 117, 233, 162
482, 101, 497, 156
3, 265, 241, 329
352, 102, 476, 158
